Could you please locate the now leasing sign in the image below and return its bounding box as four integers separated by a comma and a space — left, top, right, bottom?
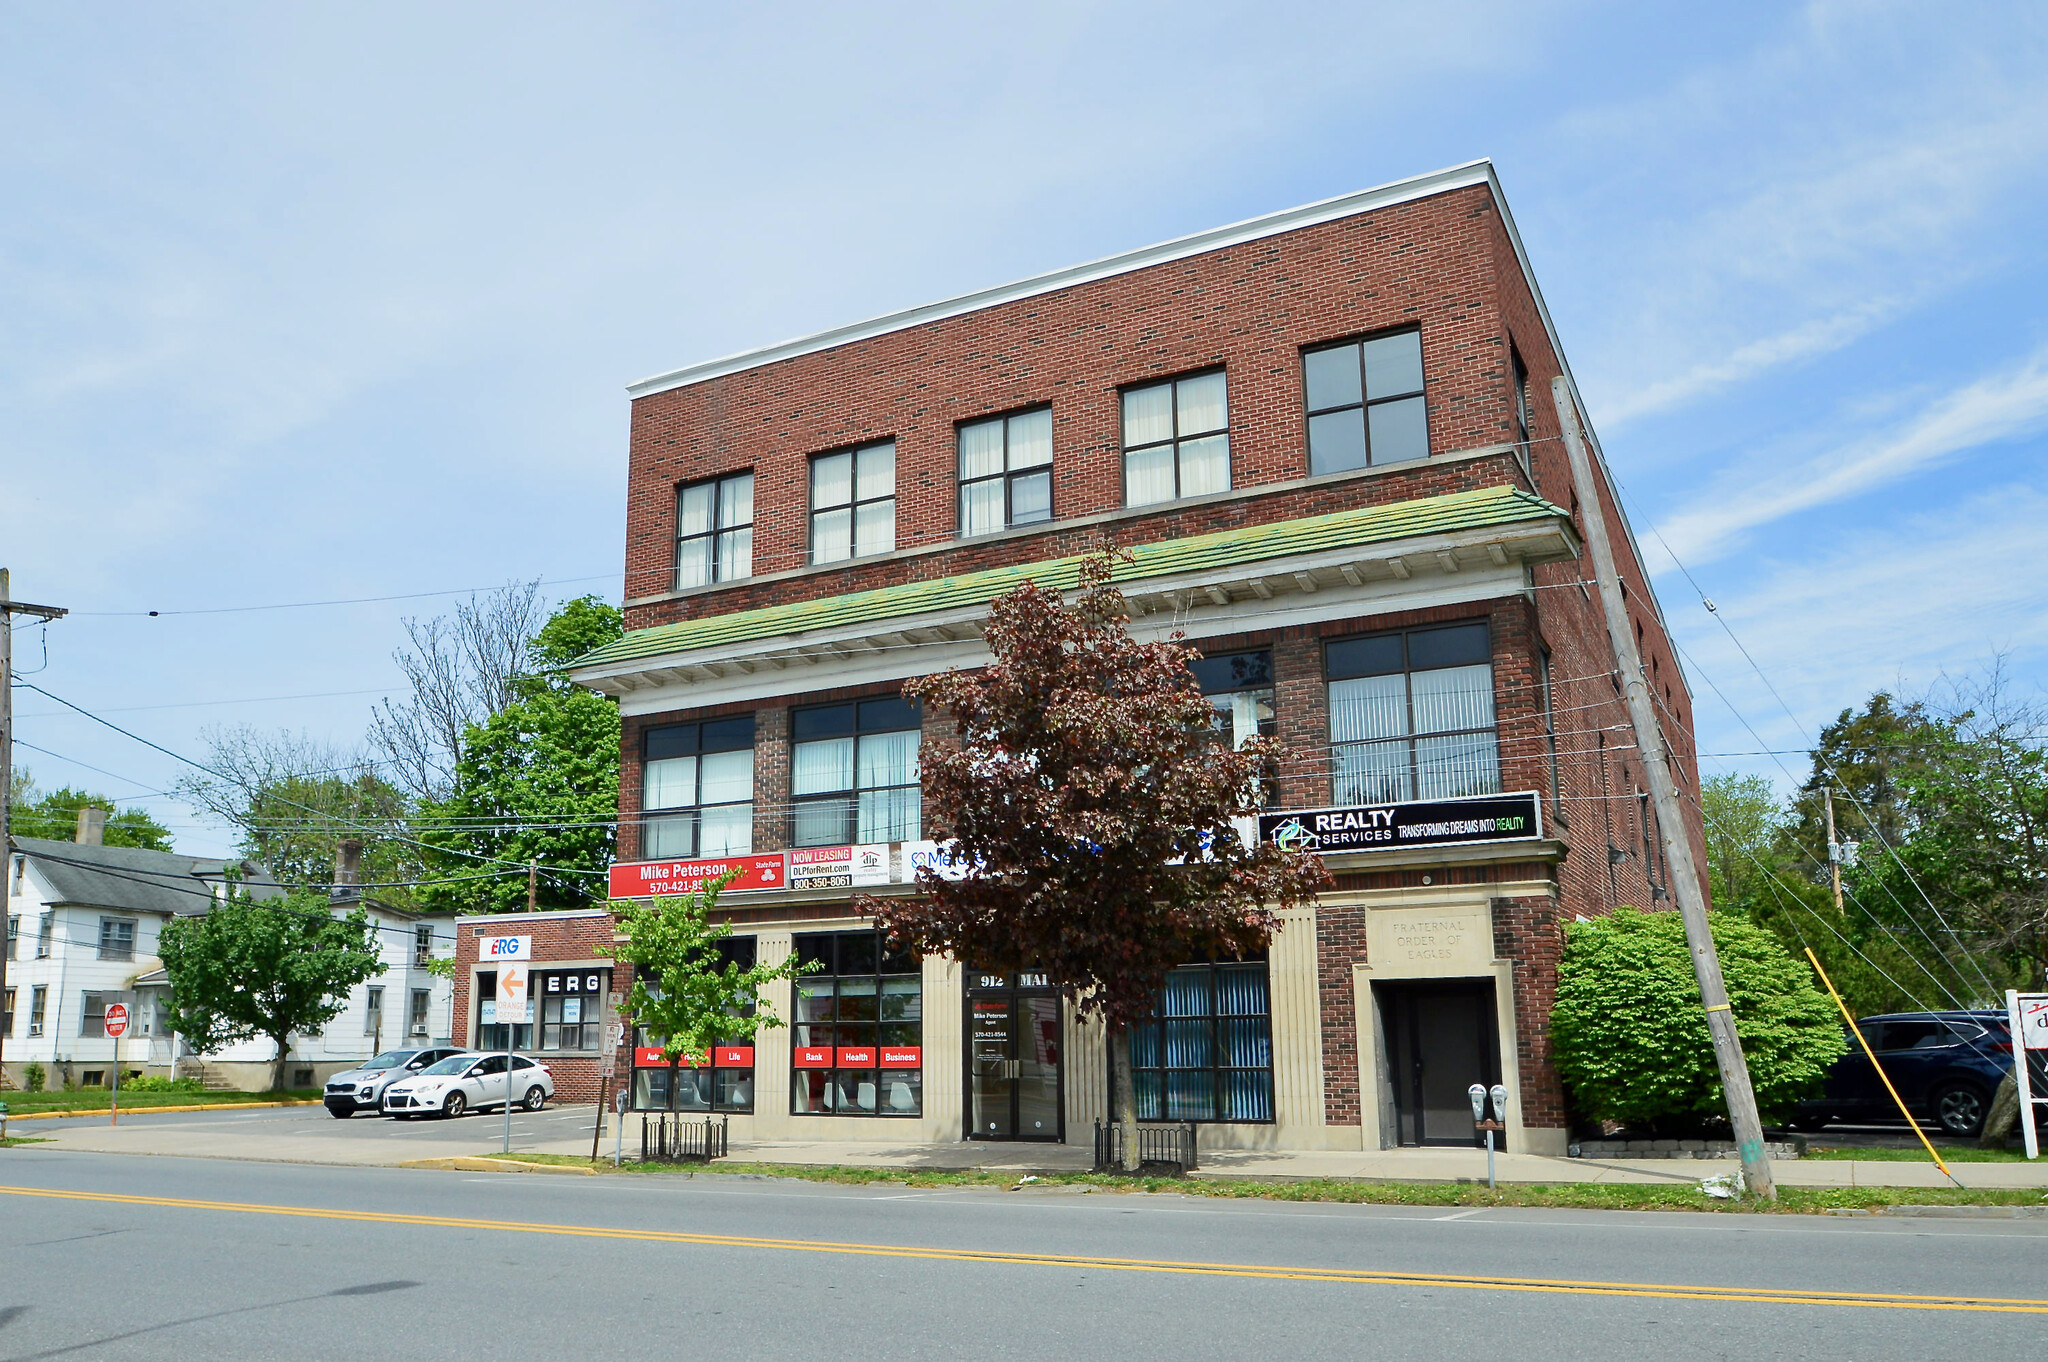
1260, 793, 1543, 855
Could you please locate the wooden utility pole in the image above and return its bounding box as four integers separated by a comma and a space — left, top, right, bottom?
1825, 789, 1845, 914
0, 568, 71, 1087
1550, 383, 1777, 1200
527, 859, 538, 911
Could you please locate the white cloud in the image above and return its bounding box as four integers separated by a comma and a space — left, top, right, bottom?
1651, 348, 2048, 566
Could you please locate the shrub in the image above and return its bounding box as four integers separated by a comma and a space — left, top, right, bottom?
23, 1063, 46, 1093
1550, 907, 1846, 1130
120, 1074, 202, 1093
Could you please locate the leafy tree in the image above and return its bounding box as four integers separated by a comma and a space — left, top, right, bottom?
9, 779, 174, 851
866, 552, 1328, 1168
608, 873, 812, 1108
158, 889, 384, 1090
1698, 772, 1784, 913
415, 596, 623, 915
1784, 692, 1946, 877
1550, 907, 1846, 1131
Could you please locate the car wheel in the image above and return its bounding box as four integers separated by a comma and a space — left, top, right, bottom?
522, 1086, 547, 1112
442, 1091, 468, 1120
1931, 1083, 1987, 1137
1787, 1113, 1829, 1133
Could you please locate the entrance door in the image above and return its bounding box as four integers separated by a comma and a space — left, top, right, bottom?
1378, 980, 1502, 1148
966, 972, 1062, 1141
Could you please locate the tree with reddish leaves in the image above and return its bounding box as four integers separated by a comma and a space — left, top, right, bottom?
863, 552, 1328, 1168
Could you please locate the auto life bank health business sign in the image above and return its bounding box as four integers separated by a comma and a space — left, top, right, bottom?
1260, 792, 1543, 854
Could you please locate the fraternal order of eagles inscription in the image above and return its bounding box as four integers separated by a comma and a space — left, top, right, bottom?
1366, 905, 1493, 972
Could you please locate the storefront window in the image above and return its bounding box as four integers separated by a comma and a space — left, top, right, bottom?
632, 937, 756, 1113
1129, 959, 1273, 1122
1327, 622, 1499, 804
538, 969, 607, 1051
791, 929, 923, 1117
474, 970, 530, 1052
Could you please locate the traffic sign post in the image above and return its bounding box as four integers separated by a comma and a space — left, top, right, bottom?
104, 1003, 129, 1125
488, 937, 531, 1154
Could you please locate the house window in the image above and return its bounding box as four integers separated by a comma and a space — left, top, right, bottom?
1192, 650, 1276, 751
37, 913, 53, 959
409, 989, 431, 1038
791, 698, 920, 847
1123, 371, 1230, 507
791, 930, 922, 1117
538, 969, 607, 1051
675, 471, 754, 589
1304, 329, 1428, 474
642, 717, 756, 859
1130, 959, 1273, 1122
80, 991, 111, 1038
29, 985, 47, 1037
635, 940, 755, 1113
1327, 622, 1499, 804
958, 408, 1052, 537
2, 987, 13, 1038
5, 914, 17, 960
364, 986, 384, 1038
811, 442, 896, 564
414, 925, 433, 965
98, 917, 136, 961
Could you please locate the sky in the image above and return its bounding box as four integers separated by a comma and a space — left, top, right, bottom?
4, 1, 2045, 857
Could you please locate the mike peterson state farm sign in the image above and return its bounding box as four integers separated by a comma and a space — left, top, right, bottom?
608, 854, 788, 898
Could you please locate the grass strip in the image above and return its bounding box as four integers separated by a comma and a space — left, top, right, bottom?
1804, 1144, 2031, 1163
2, 1089, 325, 1115
472, 1154, 2048, 1214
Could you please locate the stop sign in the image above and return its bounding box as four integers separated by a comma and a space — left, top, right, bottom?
104, 1003, 129, 1038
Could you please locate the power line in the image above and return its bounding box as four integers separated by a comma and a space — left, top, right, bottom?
70, 572, 623, 619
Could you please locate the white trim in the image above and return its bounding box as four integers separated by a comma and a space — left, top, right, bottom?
625, 161, 1496, 398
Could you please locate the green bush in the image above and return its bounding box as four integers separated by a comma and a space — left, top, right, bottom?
23, 1063, 45, 1093
120, 1074, 202, 1093
1550, 907, 1846, 1130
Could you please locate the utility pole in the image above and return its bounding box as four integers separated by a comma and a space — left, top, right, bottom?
1, 568, 71, 1087
1550, 383, 1777, 1200
1824, 789, 1845, 914
527, 859, 538, 912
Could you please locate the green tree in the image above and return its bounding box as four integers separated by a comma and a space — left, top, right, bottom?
1785, 693, 1946, 877
158, 889, 384, 1090
10, 780, 174, 851
1550, 908, 1846, 1131
866, 552, 1328, 1168
1698, 772, 1784, 913
608, 873, 812, 1108
415, 596, 623, 915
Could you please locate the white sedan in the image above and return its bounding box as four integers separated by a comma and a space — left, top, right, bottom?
382, 1052, 554, 1119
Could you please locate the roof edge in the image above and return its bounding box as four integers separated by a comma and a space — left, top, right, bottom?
625, 159, 1496, 399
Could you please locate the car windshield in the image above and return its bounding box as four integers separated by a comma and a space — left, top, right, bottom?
361, 1051, 413, 1071
420, 1056, 475, 1076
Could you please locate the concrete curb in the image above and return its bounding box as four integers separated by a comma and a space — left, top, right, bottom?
1883, 1204, 2048, 1218
7, 1100, 322, 1121
399, 1156, 596, 1176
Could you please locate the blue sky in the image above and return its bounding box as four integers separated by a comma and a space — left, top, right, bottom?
5, 2, 2044, 856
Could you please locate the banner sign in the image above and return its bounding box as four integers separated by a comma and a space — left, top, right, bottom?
1259, 793, 1543, 855
608, 854, 787, 899
790, 844, 892, 891
902, 840, 977, 882
793, 1045, 833, 1068
633, 1045, 757, 1069
2016, 995, 2048, 1051
879, 1046, 922, 1068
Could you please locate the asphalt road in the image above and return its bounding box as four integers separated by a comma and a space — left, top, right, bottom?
1, 1150, 2044, 1361
22, 1101, 607, 1165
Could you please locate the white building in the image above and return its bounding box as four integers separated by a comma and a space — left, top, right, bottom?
3, 835, 456, 1092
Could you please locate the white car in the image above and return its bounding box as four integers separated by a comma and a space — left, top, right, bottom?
381, 1052, 554, 1119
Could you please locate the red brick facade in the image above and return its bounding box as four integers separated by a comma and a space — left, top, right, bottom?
451, 911, 628, 1106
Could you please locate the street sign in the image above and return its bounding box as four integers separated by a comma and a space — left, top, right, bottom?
2009, 990, 2048, 1161
103, 1003, 129, 1039
497, 963, 532, 1024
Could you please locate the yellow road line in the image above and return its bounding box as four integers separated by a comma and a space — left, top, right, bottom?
2, 1184, 2042, 1314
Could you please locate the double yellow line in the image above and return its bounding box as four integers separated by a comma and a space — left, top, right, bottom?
4, 1184, 2042, 1314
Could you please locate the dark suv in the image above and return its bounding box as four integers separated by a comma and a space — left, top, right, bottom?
1791, 1011, 2018, 1137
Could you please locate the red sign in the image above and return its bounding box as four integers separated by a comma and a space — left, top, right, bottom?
103, 1003, 129, 1039
879, 1047, 922, 1068
793, 1046, 833, 1068
836, 1046, 876, 1067
607, 854, 787, 900
714, 1046, 755, 1067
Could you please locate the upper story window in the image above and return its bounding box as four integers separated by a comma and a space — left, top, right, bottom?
98, 917, 135, 961
1511, 345, 1532, 458
676, 472, 754, 589
1191, 650, 1275, 750
1304, 329, 1428, 474
1123, 371, 1229, 507
643, 717, 756, 859
792, 697, 921, 847
958, 409, 1052, 537
1326, 622, 1498, 805
414, 925, 433, 965
811, 442, 896, 565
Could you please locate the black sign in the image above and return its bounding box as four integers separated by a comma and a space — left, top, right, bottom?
1259, 793, 1543, 854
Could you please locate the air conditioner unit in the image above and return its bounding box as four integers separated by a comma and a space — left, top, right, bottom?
410, 1025, 428, 1036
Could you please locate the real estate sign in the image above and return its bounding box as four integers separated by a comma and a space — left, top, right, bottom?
1259, 792, 1543, 855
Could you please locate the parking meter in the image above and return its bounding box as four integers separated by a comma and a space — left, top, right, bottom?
1468, 1084, 1487, 1123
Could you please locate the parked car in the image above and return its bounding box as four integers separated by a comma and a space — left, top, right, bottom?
1790, 1011, 2018, 1137
323, 1047, 464, 1118
381, 1052, 554, 1119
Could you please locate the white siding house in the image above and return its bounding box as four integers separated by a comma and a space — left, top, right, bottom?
3, 837, 455, 1091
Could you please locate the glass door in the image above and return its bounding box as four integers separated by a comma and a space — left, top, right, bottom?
965, 973, 1063, 1141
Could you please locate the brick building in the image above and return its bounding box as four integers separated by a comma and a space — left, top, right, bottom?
542, 159, 1700, 1156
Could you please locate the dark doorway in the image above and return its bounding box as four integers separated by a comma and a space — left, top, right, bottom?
1378, 979, 1503, 1149
964, 969, 1062, 1141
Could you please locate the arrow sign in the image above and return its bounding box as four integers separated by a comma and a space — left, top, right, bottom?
498, 964, 532, 1024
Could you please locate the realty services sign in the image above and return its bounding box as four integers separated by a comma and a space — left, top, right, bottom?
1260, 792, 1543, 854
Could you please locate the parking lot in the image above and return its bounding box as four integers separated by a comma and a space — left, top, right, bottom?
15, 1099, 612, 1166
